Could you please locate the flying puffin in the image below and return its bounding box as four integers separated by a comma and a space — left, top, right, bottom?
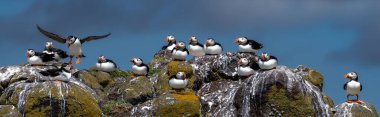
39, 63, 73, 78
237, 58, 256, 76
168, 72, 188, 90
26, 49, 55, 65
235, 37, 263, 53
188, 36, 205, 57
344, 72, 363, 104
42, 42, 69, 61
37, 25, 111, 64
204, 38, 223, 55
258, 52, 278, 70
130, 58, 150, 76
96, 55, 117, 72
161, 35, 177, 51
171, 41, 189, 61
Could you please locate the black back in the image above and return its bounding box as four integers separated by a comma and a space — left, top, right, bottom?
247, 40, 263, 50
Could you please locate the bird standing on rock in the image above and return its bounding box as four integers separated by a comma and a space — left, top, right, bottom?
204, 38, 223, 55
344, 72, 363, 104
96, 55, 117, 72
235, 37, 263, 54
37, 25, 111, 64
258, 52, 278, 70
130, 58, 150, 76
26, 49, 55, 65
171, 41, 189, 61
169, 72, 188, 90
42, 42, 69, 62
188, 36, 205, 57
162, 35, 177, 51
237, 58, 256, 76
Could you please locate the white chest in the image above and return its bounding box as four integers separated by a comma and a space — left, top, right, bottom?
132, 65, 148, 75
28, 56, 43, 64
96, 62, 116, 72
346, 81, 361, 95
188, 45, 205, 57
205, 45, 222, 55
166, 44, 176, 51
69, 41, 82, 56
258, 59, 277, 70
172, 50, 188, 60
239, 45, 256, 53
237, 66, 254, 76
169, 78, 188, 89
62, 71, 72, 78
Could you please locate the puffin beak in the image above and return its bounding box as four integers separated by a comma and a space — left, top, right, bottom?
130, 59, 134, 64
183, 73, 186, 78
175, 44, 179, 49
165, 38, 169, 42
261, 55, 266, 61
26, 52, 30, 57
189, 38, 192, 42
234, 39, 239, 43
205, 41, 209, 46
237, 60, 242, 65
344, 74, 350, 79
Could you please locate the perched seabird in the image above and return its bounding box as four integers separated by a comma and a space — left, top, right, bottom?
168, 72, 188, 90
188, 36, 205, 57
96, 55, 117, 72
130, 58, 149, 76
344, 72, 363, 104
237, 58, 256, 76
26, 49, 55, 65
37, 25, 111, 64
39, 63, 73, 78
42, 42, 69, 61
171, 41, 189, 61
235, 37, 263, 53
204, 38, 223, 55
258, 52, 278, 70
162, 35, 177, 51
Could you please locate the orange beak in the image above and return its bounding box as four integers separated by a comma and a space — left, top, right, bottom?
189, 38, 193, 42
261, 55, 266, 61
237, 60, 242, 65
205, 41, 209, 46
175, 44, 179, 49
183, 73, 186, 78
165, 38, 169, 42
26, 52, 30, 57
234, 39, 239, 43
344, 74, 350, 79
130, 59, 134, 63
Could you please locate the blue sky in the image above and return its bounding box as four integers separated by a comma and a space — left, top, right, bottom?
0, 0, 379, 110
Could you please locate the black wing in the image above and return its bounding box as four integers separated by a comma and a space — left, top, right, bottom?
183, 48, 189, 54
270, 56, 278, 61
106, 59, 118, 68
35, 52, 55, 62
360, 84, 362, 91
52, 48, 69, 59
39, 69, 61, 77
247, 40, 263, 50
142, 63, 150, 75
344, 83, 347, 90
196, 42, 204, 47
80, 33, 111, 43
37, 25, 66, 43
215, 42, 223, 51
162, 45, 168, 50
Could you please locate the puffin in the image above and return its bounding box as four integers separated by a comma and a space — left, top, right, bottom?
258, 52, 278, 70
96, 55, 117, 72
168, 72, 188, 90
234, 37, 263, 53
204, 38, 223, 55
42, 42, 69, 61
171, 41, 189, 61
344, 72, 363, 104
39, 63, 73, 78
188, 36, 205, 57
26, 49, 55, 65
237, 58, 256, 76
130, 58, 150, 76
37, 25, 111, 64
161, 35, 177, 51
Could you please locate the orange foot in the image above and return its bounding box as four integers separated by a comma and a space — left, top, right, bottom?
54, 80, 62, 83
68, 60, 73, 65
75, 58, 81, 64
347, 100, 353, 103
356, 100, 362, 104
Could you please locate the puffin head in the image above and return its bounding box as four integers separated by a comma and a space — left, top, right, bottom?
237, 58, 250, 66
66, 36, 77, 47
61, 63, 73, 72
45, 42, 54, 49
189, 36, 198, 44
345, 72, 358, 81
260, 52, 270, 61
26, 49, 35, 58
176, 72, 186, 79
165, 35, 176, 43
175, 41, 186, 50
235, 37, 248, 44
205, 38, 215, 46
98, 55, 106, 63
130, 58, 143, 65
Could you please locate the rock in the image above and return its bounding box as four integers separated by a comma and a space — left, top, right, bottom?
0, 105, 22, 116
294, 65, 324, 91
154, 90, 201, 117
334, 101, 378, 117
121, 76, 154, 105
149, 50, 173, 72
92, 71, 112, 88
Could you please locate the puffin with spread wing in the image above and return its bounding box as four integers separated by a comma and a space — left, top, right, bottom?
37, 25, 111, 64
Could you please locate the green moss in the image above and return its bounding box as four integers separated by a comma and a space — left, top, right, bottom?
264, 85, 315, 116
301, 70, 324, 90
323, 95, 334, 108
167, 61, 193, 77
102, 100, 132, 116
155, 91, 200, 117
0, 105, 22, 116
108, 70, 131, 78
121, 76, 154, 105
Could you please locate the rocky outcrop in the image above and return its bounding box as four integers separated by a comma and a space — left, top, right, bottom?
0, 105, 22, 116
334, 101, 378, 117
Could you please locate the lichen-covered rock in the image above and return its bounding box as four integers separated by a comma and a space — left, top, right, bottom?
154, 90, 201, 117
334, 101, 378, 117
294, 65, 324, 91
0, 105, 22, 116
150, 50, 173, 72
120, 76, 154, 105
